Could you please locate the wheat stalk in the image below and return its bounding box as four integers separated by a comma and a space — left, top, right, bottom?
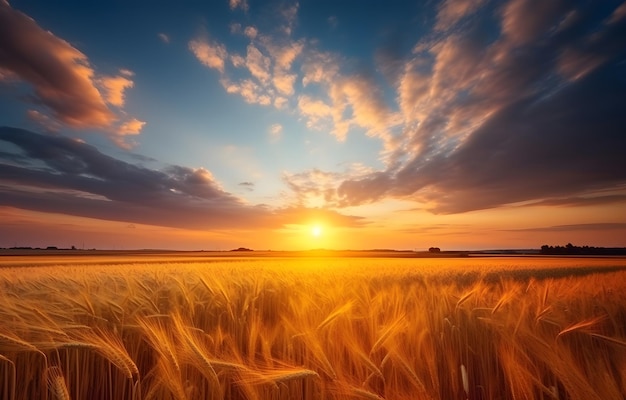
46, 366, 71, 400
557, 316, 605, 339
0, 354, 16, 400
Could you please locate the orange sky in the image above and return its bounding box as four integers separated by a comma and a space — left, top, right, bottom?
2, 204, 624, 251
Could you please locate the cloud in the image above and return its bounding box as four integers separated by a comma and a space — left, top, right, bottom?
280, 3, 299, 36
273, 70, 297, 95
298, 48, 400, 142
220, 78, 271, 106
0, 66, 18, 81
274, 96, 288, 109
268, 123, 282, 142
229, 0, 249, 12
0, 127, 364, 230
190, 3, 304, 110
192, 33, 301, 107
338, 59, 626, 213
331, 75, 398, 140
189, 36, 228, 73
245, 44, 271, 84
264, 39, 303, 95
284, 164, 375, 208
500, 0, 572, 45
230, 54, 246, 68
244, 26, 258, 39
529, 194, 626, 208
158, 33, 170, 44
506, 223, 626, 233
0, 2, 143, 147
187, 0, 626, 218
607, 2, 626, 25
274, 206, 366, 229
98, 72, 134, 107
238, 181, 255, 191
319, 1, 626, 213
27, 109, 62, 132
296, 49, 399, 141
435, 0, 486, 31
327, 16, 338, 29
301, 50, 340, 87
117, 118, 145, 135
297, 95, 333, 130
0, 2, 112, 127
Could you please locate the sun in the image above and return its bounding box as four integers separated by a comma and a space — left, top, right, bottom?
311, 225, 322, 237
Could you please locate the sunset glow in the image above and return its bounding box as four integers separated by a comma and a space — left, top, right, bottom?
311, 225, 322, 238
0, 0, 625, 251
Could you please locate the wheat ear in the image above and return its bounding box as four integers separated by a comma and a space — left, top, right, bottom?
46, 366, 71, 400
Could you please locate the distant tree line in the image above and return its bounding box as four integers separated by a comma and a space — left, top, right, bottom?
5, 246, 77, 250
540, 243, 626, 255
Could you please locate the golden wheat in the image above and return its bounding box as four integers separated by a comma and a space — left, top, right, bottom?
0, 256, 625, 399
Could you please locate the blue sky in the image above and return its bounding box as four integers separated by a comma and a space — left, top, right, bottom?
1, 0, 626, 250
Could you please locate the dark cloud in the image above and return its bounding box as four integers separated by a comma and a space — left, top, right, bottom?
526, 194, 626, 208
334, 1, 626, 213
127, 152, 158, 163
0, 127, 364, 230
416, 63, 626, 213
238, 181, 255, 191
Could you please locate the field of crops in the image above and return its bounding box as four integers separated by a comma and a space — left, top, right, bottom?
1, 254, 626, 400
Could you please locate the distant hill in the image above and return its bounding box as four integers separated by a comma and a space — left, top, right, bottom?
231, 247, 253, 252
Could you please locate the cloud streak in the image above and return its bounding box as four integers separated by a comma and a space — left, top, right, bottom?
0, 127, 364, 230
505, 223, 626, 233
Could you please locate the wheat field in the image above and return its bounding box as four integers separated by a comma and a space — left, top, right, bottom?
1, 254, 626, 400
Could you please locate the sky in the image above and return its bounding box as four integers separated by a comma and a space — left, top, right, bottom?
1, 0, 625, 251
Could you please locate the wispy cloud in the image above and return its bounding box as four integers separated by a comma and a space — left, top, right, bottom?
435, 0, 486, 31
0, 1, 144, 147
528, 194, 626, 208
158, 32, 170, 44
268, 123, 282, 142
238, 181, 255, 192
505, 223, 626, 233
327, 15, 338, 29
26, 110, 62, 132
